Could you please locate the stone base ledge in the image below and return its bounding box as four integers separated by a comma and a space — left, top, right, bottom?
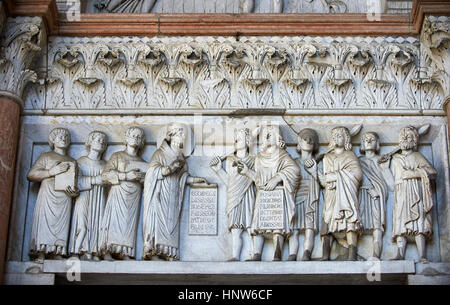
4, 260, 436, 284
40, 260, 415, 275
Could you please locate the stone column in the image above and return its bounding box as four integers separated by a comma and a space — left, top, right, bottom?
0, 16, 44, 283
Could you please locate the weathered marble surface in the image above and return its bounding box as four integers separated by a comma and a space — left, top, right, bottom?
7, 115, 449, 263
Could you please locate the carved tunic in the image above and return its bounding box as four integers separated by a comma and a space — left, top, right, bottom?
294, 157, 320, 232
224, 154, 255, 231
27, 151, 76, 256
250, 148, 301, 236
358, 156, 389, 232
321, 150, 362, 235
391, 152, 436, 241
69, 156, 106, 255
99, 151, 145, 258
142, 141, 189, 260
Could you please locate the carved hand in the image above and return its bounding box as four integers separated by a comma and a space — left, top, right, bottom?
236, 160, 249, 176
263, 175, 282, 191
304, 158, 317, 175
326, 182, 336, 190
209, 156, 222, 172
162, 166, 171, 176
126, 170, 145, 181
368, 188, 379, 199
402, 169, 418, 180
49, 162, 70, 177
65, 185, 79, 198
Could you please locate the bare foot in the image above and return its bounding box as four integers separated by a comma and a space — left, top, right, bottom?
34, 253, 45, 264
103, 253, 114, 261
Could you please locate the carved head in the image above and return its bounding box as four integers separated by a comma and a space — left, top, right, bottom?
234, 128, 251, 151
260, 124, 285, 150
297, 128, 319, 154
48, 128, 70, 151
328, 126, 352, 151
360, 132, 380, 154
166, 122, 187, 150
399, 126, 419, 151
124, 127, 145, 154
86, 131, 108, 156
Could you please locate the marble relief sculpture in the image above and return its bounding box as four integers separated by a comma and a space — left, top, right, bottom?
99, 127, 147, 260
69, 131, 108, 261
387, 125, 437, 263
318, 126, 362, 261
358, 132, 393, 259
95, 0, 157, 13
236, 125, 301, 261
209, 128, 256, 261
142, 123, 207, 261
27, 128, 79, 263
288, 128, 321, 261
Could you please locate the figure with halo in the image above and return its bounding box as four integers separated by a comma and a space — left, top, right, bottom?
142, 122, 208, 261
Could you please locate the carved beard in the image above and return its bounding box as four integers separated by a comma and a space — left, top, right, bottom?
400, 140, 415, 150
171, 140, 184, 149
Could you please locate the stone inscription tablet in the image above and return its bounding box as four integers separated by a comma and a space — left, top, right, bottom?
189, 184, 218, 235
257, 187, 284, 230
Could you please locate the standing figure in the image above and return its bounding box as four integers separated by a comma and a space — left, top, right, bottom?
389, 126, 437, 263
318, 126, 362, 261
99, 127, 147, 260
69, 131, 108, 261
288, 128, 321, 261
237, 125, 301, 261
27, 128, 78, 263
209, 128, 256, 261
142, 123, 207, 261
358, 132, 393, 259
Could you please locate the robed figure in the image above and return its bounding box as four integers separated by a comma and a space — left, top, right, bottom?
27, 128, 78, 263
389, 126, 437, 263
237, 125, 300, 261
99, 127, 146, 260
319, 126, 362, 261
358, 132, 393, 259
143, 123, 207, 261
210, 128, 256, 261
69, 131, 108, 260
289, 128, 321, 261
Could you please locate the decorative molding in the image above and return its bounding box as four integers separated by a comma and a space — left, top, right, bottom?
16, 35, 448, 112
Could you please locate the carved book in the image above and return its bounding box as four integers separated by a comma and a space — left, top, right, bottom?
54, 161, 77, 191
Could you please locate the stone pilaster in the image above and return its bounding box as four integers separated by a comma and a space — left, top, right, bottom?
0, 15, 45, 283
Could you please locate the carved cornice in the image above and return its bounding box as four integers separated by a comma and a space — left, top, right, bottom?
20, 36, 448, 113
0, 16, 45, 101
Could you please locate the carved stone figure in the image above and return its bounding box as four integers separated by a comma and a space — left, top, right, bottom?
95, 0, 157, 13
27, 128, 79, 263
209, 128, 256, 261
318, 126, 362, 261
142, 123, 207, 261
69, 131, 108, 261
237, 125, 301, 261
99, 127, 147, 260
358, 132, 393, 259
389, 126, 437, 263
288, 128, 320, 261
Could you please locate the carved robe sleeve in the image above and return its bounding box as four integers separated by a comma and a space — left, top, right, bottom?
27, 154, 50, 182
102, 153, 120, 185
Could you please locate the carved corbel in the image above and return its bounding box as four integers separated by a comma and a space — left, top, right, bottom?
0, 16, 45, 105
420, 16, 450, 101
